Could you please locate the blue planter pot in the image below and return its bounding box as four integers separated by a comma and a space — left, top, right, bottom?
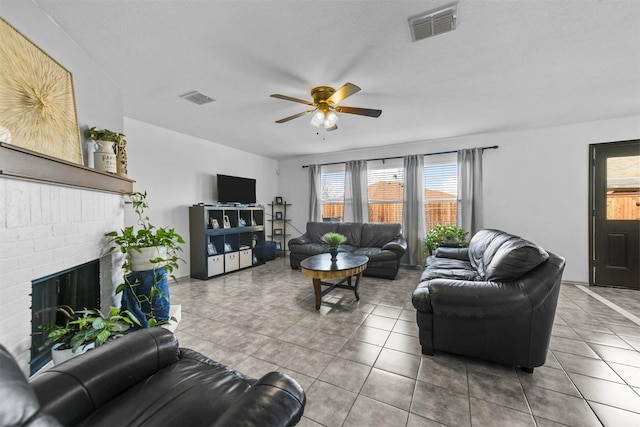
123, 267, 170, 328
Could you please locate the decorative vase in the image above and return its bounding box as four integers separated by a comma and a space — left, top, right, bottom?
123, 267, 170, 328
116, 134, 128, 177
92, 140, 117, 173
129, 247, 168, 272
125, 246, 171, 327
330, 248, 339, 261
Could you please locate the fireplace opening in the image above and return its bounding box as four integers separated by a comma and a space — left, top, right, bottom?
30, 259, 100, 375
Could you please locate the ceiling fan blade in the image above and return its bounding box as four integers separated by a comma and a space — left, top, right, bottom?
270, 94, 314, 106
335, 106, 382, 118
326, 82, 361, 105
275, 109, 315, 123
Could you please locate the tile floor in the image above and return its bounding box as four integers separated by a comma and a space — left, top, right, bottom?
172, 257, 640, 427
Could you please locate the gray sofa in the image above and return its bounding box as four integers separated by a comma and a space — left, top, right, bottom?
288, 222, 407, 279
412, 229, 565, 372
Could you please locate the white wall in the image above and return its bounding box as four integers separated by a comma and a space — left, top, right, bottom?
278, 115, 640, 283
123, 118, 279, 277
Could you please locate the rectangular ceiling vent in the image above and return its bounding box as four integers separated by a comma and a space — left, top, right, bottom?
409, 4, 456, 42
180, 90, 215, 105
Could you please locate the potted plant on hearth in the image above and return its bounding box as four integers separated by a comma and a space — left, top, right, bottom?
321, 232, 347, 261
106, 191, 185, 328
40, 305, 140, 365
422, 224, 468, 256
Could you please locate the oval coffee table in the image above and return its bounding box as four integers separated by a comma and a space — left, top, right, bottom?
300, 253, 368, 310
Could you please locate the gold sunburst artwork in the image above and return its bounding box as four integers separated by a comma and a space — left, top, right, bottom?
0, 17, 81, 164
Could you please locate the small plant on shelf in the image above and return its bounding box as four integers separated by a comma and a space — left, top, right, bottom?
84, 127, 123, 143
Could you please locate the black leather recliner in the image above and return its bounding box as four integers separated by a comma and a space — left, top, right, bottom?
289, 222, 407, 279
0, 327, 305, 426
412, 229, 565, 373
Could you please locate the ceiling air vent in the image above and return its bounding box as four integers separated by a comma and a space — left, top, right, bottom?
180, 90, 215, 105
409, 4, 456, 42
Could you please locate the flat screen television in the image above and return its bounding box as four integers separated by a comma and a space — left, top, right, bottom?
216, 174, 256, 204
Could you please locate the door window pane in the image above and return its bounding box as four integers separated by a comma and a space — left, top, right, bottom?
606, 155, 640, 220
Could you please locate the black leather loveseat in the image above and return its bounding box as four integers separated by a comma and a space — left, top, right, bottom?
289, 221, 407, 279
0, 327, 305, 426
412, 229, 565, 373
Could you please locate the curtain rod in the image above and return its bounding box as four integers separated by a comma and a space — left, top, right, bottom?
301, 145, 499, 168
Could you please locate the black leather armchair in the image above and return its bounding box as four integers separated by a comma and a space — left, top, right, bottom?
412, 229, 565, 372
0, 327, 305, 426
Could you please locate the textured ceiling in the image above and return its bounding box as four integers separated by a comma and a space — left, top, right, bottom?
33, 0, 640, 160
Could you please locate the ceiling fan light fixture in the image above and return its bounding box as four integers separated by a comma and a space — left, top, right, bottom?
310, 110, 325, 127
324, 111, 339, 128
271, 82, 382, 130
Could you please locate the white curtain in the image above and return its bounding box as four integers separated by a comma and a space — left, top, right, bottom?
343, 160, 369, 223
308, 164, 322, 222
402, 154, 425, 266
457, 148, 483, 236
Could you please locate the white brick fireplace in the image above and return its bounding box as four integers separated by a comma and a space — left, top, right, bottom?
0, 177, 125, 373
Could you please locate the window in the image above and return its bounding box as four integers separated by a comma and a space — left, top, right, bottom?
320, 164, 345, 221
367, 159, 404, 223
318, 153, 460, 228
606, 155, 640, 220
423, 153, 458, 230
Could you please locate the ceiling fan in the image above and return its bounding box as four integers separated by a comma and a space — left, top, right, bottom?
270, 82, 382, 131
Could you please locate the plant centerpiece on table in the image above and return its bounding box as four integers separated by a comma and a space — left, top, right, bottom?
106, 191, 185, 328
321, 232, 347, 261
84, 127, 128, 177
423, 224, 469, 256
40, 305, 140, 365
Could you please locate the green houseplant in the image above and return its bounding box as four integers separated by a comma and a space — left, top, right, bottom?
106, 191, 185, 327
40, 306, 140, 364
84, 127, 122, 143
423, 224, 469, 255
321, 232, 347, 261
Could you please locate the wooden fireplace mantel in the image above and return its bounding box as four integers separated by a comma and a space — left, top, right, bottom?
0, 142, 134, 194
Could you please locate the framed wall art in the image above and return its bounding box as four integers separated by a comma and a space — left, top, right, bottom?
0, 18, 82, 164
